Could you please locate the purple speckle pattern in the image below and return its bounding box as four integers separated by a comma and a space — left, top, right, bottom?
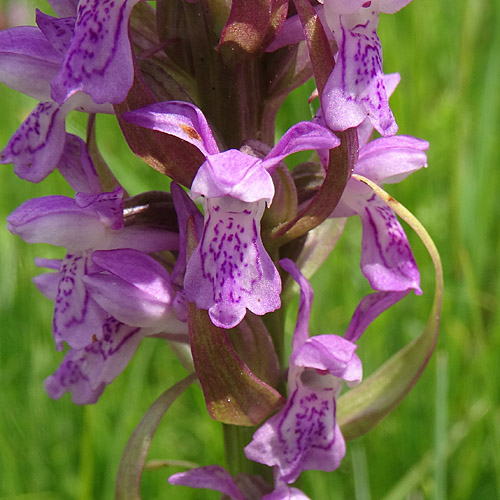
52, 251, 106, 350
245, 371, 346, 484
36, 10, 75, 55
275, 386, 336, 480
51, 0, 139, 105
45, 317, 144, 404
245, 334, 360, 483
0, 101, 66, 182
184, 197, 281, 329
322, 9, 397, 135
360, 197, 421, 292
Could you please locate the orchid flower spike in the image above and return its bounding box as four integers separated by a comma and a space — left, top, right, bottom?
124, 101, 340, 328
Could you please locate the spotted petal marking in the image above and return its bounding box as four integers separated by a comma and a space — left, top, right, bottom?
322, 8, 397, 135
0, 102, 66, 182
36, 10, 75, 55
276, 385, 340, 481
185, 197, 281, 329
51, 0, 140, 105
245, 378, 345, 484
45, 317, 144, 404
359, 196, 421, 293
52, 251, 107, 350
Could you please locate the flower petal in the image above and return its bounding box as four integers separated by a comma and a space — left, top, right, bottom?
245, 386, 345, 483
83, 249, 183, 330
36, 9, 75, 55
84, 318, 145, 386
344, 290, 409, 342
169, 466, 246, 500
358, 196, 421, 293
170, 182, 204, 286
191, 150, 274, 204
105, 225, 179, 253
122, 101, 220, 156
322, 9, 397, 135
51, 0, 140, 105
52, 251, 108, 350
7, 195, 105, 250
0, 26, 61, 100
292, 335, 362, 385
355, 135, 429, 184
45, 318, 145, 404
185, 197, 281, 329
263, 485, 312, 500
280, 258, 313, 351
45, 351, 105, 404
75, 187, 124, 230
33, 258, 62, 300
0, 102, 67, 183
56, 133, 102, 193
262, 121, 341, 173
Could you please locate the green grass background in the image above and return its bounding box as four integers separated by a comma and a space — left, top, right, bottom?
1, 0, 499, 498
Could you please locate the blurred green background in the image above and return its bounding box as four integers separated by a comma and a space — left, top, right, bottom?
1, 0, 499, 498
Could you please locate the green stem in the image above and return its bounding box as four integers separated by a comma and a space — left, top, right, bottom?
183, 2, 264, 149
222, 424, 273, 483
263, 306, 285, 373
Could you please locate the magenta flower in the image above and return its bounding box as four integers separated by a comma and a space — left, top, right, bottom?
244, 260, 362, 484
6, 139, 179, 349
245, 336, 361, 483
124, 101, 341, 328
326, 132, 428, 340
311, 91, 428, 341
6, 130, 187, 404
319, 0, 412, 135
50, 0, 141, 105
7, 188, 178, 349
332, 134, 428, 294
0, 0, 138, 181
44, 317, 147, 404
39, 248, 187, 404
185, 150, 279, 329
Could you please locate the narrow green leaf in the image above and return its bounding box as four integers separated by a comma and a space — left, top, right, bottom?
337, 175, 443, 440
115, 373, 197, 500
